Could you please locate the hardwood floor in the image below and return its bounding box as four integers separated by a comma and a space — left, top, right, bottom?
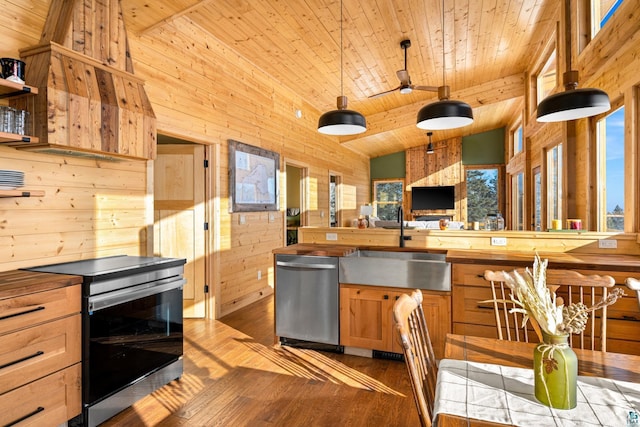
101, 295, 420, 426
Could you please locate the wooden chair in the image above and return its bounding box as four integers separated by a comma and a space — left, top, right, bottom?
625, 277, 640, 311
393, 290, 437, 427
483, 268, 616, 351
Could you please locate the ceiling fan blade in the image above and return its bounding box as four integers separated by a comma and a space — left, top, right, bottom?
412, 85, 439, 92
396, 69, 409, 82
368, 85, 401, 99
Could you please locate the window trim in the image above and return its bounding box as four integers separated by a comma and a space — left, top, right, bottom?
590, 97, 625, 232
372, 178, 405, 220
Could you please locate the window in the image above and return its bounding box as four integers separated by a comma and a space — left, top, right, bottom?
373, 180, 403, 220
512, 125, 523, 156
536, 50, 556, 103
546, 144, 563, 227
329, 173, 341, 227
533, 167, 542, 231
596, 106, 625, 231
591, 0, 623, 38
466, 168, 499, 225
511, 172, 525, 230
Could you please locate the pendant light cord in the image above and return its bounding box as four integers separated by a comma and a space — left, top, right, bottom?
441, 0, 445, 88
340, 0, 344, 97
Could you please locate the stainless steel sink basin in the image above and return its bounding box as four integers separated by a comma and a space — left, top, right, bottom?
339, 250, 451, 291
355, 250, 445, 261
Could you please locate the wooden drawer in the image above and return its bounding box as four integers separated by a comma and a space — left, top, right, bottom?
452, 284, 496, 325
0, 363, 81, 426
0, 314, 81, 395
0, 285, 80, 335
452, 264, 516, 287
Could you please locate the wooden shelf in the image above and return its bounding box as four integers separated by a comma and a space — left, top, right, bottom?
0, 189, 45, 198
0, 132, 39, 144
0, 80, 38, 98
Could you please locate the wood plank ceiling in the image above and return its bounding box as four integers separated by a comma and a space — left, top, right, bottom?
56, 0, 563, 158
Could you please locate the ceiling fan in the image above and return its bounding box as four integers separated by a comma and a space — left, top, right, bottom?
369, 39, 438, 99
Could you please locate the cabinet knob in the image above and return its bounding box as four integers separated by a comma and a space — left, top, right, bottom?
383, 294, 389, 300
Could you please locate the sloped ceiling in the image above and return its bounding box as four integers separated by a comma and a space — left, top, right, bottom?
12, 0, 561, 158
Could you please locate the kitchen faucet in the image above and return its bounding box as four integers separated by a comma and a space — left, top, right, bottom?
398, 206, 406, 247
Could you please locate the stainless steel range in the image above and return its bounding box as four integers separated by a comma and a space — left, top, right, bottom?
25, 255, 186, 427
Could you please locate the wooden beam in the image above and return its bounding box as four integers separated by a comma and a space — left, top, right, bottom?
340, 73, 525, 140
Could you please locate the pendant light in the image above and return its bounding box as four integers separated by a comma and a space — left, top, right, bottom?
317, 0, 366, 135
537, 1, 610, 122
416, 0, 473, 130
426, 132, 435, 154
537, 71, 610, 122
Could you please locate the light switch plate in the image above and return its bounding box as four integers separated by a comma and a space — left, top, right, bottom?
598, 239, 617, 249
239, 214, 246, 224
491, 236, 507, 246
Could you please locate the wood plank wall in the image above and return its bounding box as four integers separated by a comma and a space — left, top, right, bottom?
405, 137, 464, 221
0, 146, 150, 271
0, 3, 370, 318
113, 17, 371, 316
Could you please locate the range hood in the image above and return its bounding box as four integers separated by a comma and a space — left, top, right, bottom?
12, 0, 156, 160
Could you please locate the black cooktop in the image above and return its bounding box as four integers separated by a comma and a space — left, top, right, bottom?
24, 255, 186, 281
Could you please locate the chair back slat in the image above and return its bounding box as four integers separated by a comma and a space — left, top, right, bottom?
393, 290, 437, 427
483, 268, 615, 351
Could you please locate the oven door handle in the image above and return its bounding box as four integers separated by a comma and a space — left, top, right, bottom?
88, 278, 186, 313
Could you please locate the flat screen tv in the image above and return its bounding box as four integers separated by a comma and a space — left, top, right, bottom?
411, 186, 455, 210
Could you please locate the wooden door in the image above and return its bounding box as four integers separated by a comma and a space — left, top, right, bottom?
154, 144, 206, 318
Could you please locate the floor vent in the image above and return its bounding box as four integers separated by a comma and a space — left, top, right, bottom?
372, 350, 404, 361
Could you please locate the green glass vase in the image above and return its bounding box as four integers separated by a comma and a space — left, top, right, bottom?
533, 333, 577, 409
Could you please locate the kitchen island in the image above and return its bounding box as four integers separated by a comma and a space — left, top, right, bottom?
276, 238, 640, 356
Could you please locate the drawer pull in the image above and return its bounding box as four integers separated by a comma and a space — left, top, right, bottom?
0, 306, 45, 321
476, 303, 494, 310
0, 350, 45, 370
4, 406, 44, 427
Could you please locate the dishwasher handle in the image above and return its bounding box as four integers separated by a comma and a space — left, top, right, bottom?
276, 260, 337, 270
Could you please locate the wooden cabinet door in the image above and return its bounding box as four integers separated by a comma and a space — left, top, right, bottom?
420, 291, 452, 360
340, 285, 396, 352
154, 144, 206, 318
340, 285, 451, 357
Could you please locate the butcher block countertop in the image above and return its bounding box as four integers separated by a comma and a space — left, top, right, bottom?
446, 249, 640, 272
274, 244, 640, 273
0, 270, 82, 300
273, 244, 448, 257
273, 243, 358, 257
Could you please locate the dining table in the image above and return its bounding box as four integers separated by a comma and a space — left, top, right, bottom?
434, 334, 640, 427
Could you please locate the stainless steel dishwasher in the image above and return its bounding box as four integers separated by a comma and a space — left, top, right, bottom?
275, 254, 340, 349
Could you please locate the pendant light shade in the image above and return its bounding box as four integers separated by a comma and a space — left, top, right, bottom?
317, 0, 366, 136
537, 71, 610, 122
416, 0, 473, 131
318, 96, 367, 135
417, 99, 473, 130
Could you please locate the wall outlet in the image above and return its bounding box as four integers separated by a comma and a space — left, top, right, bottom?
239, 214, 246, 224
268, 212, 275, 222
326, 233, 338, 241
320, 210, 325, 218
598, 239, 617, 249
491, 236, 507, 246
257, 270, 262, 280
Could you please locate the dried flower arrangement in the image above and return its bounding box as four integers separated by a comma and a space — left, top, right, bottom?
498, 253, 625, 342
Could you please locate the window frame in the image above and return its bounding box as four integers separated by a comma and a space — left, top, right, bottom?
592, 100, 625, 232
546, 143, 563, 228
372, 179, 404, 221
